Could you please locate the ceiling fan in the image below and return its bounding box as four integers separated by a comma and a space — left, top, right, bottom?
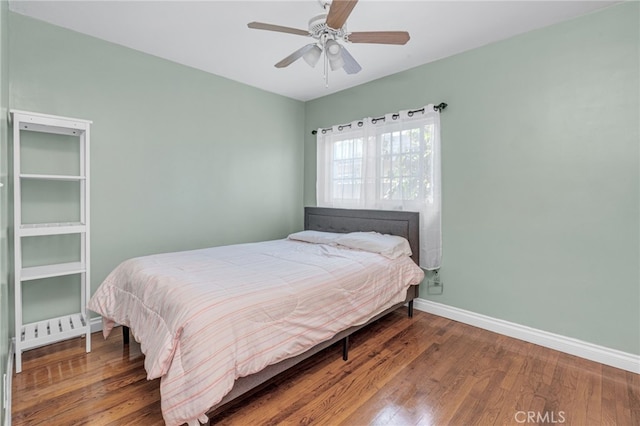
247, 0, 410, 85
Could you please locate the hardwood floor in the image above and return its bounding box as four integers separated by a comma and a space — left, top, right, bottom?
12, 310, 640, 425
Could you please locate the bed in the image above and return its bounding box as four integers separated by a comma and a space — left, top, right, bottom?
88, 207, 424, 425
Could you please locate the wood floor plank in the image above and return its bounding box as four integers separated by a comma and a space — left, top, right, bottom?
302, 318, 441, 424
12, 310, 640, 426
340, 343, 444, 426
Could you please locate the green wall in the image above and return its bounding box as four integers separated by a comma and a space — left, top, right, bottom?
305, 2, 639, 355
0, 0, 9, 423
8, 12, 305, 323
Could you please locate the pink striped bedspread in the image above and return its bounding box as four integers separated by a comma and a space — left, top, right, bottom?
88, 239, 424, 425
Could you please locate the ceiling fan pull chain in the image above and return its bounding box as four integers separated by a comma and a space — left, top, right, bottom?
324, 41, 329, 87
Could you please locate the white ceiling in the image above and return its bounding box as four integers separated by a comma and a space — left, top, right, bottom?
9, 0, 620, 101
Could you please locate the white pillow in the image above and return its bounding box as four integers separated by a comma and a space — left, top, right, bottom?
335, 232, 412, 259
287, 230, 340, 245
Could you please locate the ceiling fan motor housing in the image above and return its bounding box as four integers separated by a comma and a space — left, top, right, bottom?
309, 14, 328, 36
308, 13, 346, 40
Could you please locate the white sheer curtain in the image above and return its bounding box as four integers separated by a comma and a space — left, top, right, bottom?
316, 104, 442, 269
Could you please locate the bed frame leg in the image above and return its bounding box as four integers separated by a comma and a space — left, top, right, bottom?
342, 336, 349, 361
408, 300, 414, 318
123, 325, 130, 345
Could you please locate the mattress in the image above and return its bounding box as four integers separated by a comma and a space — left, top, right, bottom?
88, 238, 424, 425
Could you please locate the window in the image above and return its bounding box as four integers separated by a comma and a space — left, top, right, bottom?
378, 124, 434, 203
316, 105, 442, 269
332, 137, 363, 201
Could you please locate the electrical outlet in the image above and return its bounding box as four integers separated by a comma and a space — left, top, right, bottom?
427, 273, 444, 295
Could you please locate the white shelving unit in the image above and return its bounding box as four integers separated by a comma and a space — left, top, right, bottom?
11, 110, 92, 373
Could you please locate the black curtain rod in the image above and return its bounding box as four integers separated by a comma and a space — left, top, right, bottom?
311, 102, 447, 135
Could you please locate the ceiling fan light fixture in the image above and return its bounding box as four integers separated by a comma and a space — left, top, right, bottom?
325, 39, 341, 56
329, 53, 345, 71
325, 39, 344, 70
303, 44, 322, 67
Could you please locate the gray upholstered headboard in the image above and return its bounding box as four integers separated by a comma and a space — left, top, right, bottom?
304, 207, 420, 265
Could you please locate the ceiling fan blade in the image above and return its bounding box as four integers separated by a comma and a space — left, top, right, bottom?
275, 44, 316, 68
348, 31, 410, 45
247, 22, 309, 37
341, 46, 362, 75
326, 0, 358, 30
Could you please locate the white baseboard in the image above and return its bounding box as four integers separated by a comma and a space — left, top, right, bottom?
90, 317, 103, 334
414, 298, 640, 374
4, 340, 13, 426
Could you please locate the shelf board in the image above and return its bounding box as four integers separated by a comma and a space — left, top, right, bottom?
19, 223, 86, 236
20, 313, 89, 350
21, 262, 85, 281
20, 174, 86, 181
11, 110, 92, 136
